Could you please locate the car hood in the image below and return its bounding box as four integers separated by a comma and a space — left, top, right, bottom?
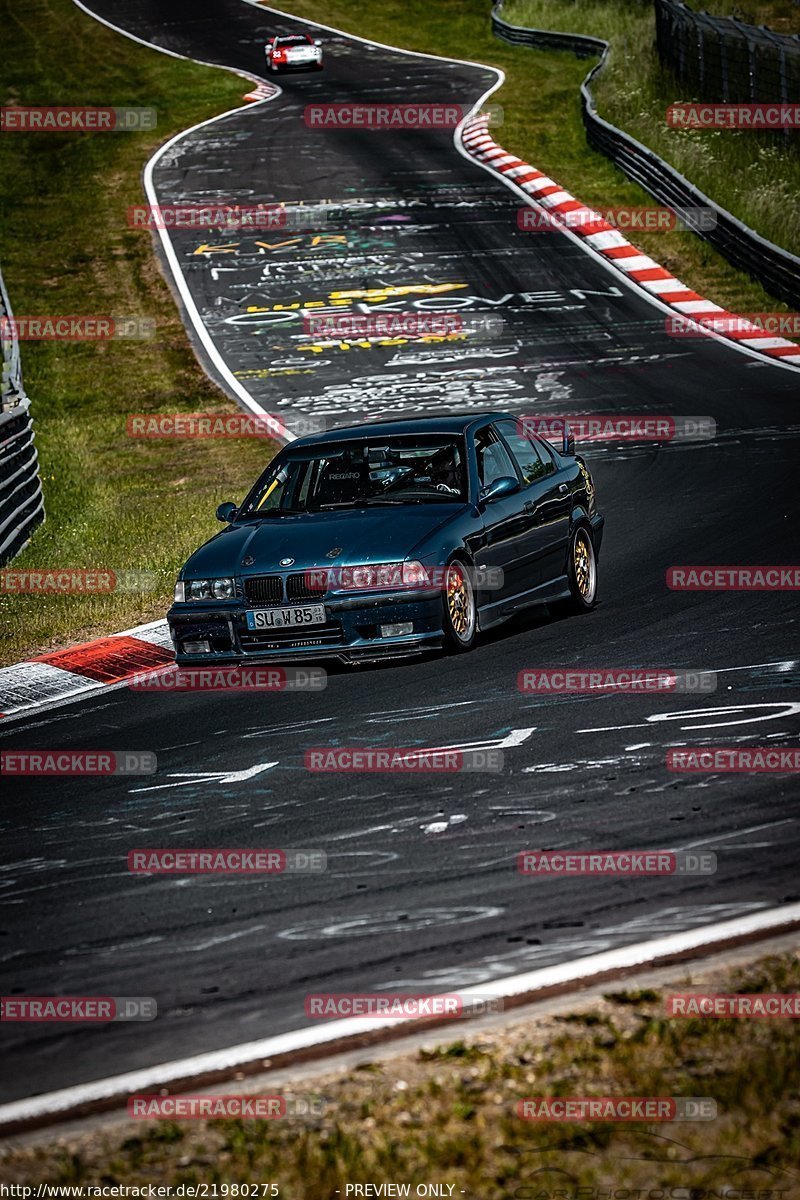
182, 504, 466, 578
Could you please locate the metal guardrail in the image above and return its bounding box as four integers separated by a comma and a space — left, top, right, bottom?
654, 0, 800, 106
491, 1, 800, 309
0, 266, 45, 565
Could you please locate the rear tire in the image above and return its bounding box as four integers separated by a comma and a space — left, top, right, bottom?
552, 525, 598, 615
442, 559, 477, 652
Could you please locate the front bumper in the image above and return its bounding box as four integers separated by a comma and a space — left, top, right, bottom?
167, 587, 444, 665
269, 57, 323, 71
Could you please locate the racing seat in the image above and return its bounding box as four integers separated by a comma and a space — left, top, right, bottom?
314, 458, 371, 506
479, 443, 511, 488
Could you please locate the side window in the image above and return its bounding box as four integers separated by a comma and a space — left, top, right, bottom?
496, 420, 554, 484
475, 427, 517, 488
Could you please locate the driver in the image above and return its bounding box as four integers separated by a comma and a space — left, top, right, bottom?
431, 446, 463, 496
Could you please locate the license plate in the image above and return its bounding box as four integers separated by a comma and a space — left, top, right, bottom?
246, 604, 326, 630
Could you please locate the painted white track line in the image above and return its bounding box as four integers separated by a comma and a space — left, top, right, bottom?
71, 0, 294, 437
1, 902, 798, 1132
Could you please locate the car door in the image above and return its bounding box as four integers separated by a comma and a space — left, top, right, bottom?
495, 420, 573, 587
471, 425, 533, 605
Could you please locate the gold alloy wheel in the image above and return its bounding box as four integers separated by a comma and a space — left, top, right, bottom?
446, 563, 474, 642
573, 530, 594, 600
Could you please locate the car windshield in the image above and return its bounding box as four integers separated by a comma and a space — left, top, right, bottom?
239, 435, 467, 516
278, 36, 310, 46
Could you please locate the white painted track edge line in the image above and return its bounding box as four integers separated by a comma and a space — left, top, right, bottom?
2, 901, 798, 1128
70, 0, 297, 442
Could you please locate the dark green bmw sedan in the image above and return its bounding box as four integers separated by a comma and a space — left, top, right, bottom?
167, 411, 603, 665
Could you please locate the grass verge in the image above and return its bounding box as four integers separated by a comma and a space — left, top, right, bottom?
698, 0, 799, 31
0, 0, 278, 665
1, 950, 798, 1193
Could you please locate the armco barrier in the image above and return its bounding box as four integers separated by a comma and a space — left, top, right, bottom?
0, 266, 44, 565
491, 1, 800, 309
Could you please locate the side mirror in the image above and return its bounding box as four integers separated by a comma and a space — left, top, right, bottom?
216, 501, 238, 523
479, 475, 519, 505
562, 422, 575, 456
314, 38, 322, 45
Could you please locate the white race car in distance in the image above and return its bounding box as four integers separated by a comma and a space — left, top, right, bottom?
265, 33, 323, 73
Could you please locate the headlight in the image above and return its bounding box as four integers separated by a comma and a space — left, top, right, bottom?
179, 578, 235, 601
402, 560, 430, 587
333, 561, 429, 591
212, 578, 235, 600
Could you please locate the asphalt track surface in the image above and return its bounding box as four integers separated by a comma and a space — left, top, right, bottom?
2, 0, 799, 1104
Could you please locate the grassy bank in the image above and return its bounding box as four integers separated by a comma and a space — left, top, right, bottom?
699, 0, 799, 30
0, 0, 277, 664
504, 0, 800, 259
2, 951, 798, 1193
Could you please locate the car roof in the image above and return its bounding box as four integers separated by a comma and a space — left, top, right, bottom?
287, 412, 517, 449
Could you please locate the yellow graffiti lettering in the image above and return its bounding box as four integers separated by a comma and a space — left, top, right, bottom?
254, 238, 302, 251
328, 283, 467, 302
193, 243, 240, 255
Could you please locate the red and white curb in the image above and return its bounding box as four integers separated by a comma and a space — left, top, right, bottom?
243, 81, 277, 102
0, 901, 797, 1135
460, 114, 800, 368
0, 620, 174, 720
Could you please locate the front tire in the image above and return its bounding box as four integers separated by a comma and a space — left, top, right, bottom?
554, 525, 598, 614
442, 559, 477, 652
